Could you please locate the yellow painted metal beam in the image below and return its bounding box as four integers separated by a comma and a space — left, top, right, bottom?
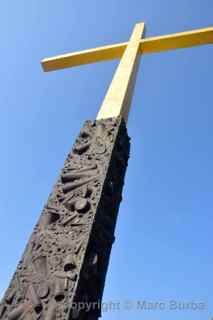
141, 26, 213, 54
41, 26, 213, 72
96, 22, 145, 122
42, 42, 127, 71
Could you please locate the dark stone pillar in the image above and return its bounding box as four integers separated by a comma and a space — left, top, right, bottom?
0, 116, 130, 320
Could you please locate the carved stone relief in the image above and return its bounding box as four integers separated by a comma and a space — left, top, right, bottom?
0, 116, 130, 320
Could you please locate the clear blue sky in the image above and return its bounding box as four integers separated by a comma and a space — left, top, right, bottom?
0, 1, 213, 319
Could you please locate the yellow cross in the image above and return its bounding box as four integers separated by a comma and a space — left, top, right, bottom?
41, 23, 213, 122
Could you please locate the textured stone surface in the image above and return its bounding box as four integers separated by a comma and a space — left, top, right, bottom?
0, 116, 130, 320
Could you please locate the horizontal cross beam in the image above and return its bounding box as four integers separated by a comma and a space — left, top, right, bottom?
42, 26, 213, 72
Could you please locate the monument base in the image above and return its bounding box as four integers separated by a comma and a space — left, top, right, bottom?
0, 116, 130, 320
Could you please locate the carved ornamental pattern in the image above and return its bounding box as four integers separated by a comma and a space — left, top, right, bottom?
0, 116, 130, 320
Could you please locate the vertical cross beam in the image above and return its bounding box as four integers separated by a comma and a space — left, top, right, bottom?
97, 22, 145, 122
